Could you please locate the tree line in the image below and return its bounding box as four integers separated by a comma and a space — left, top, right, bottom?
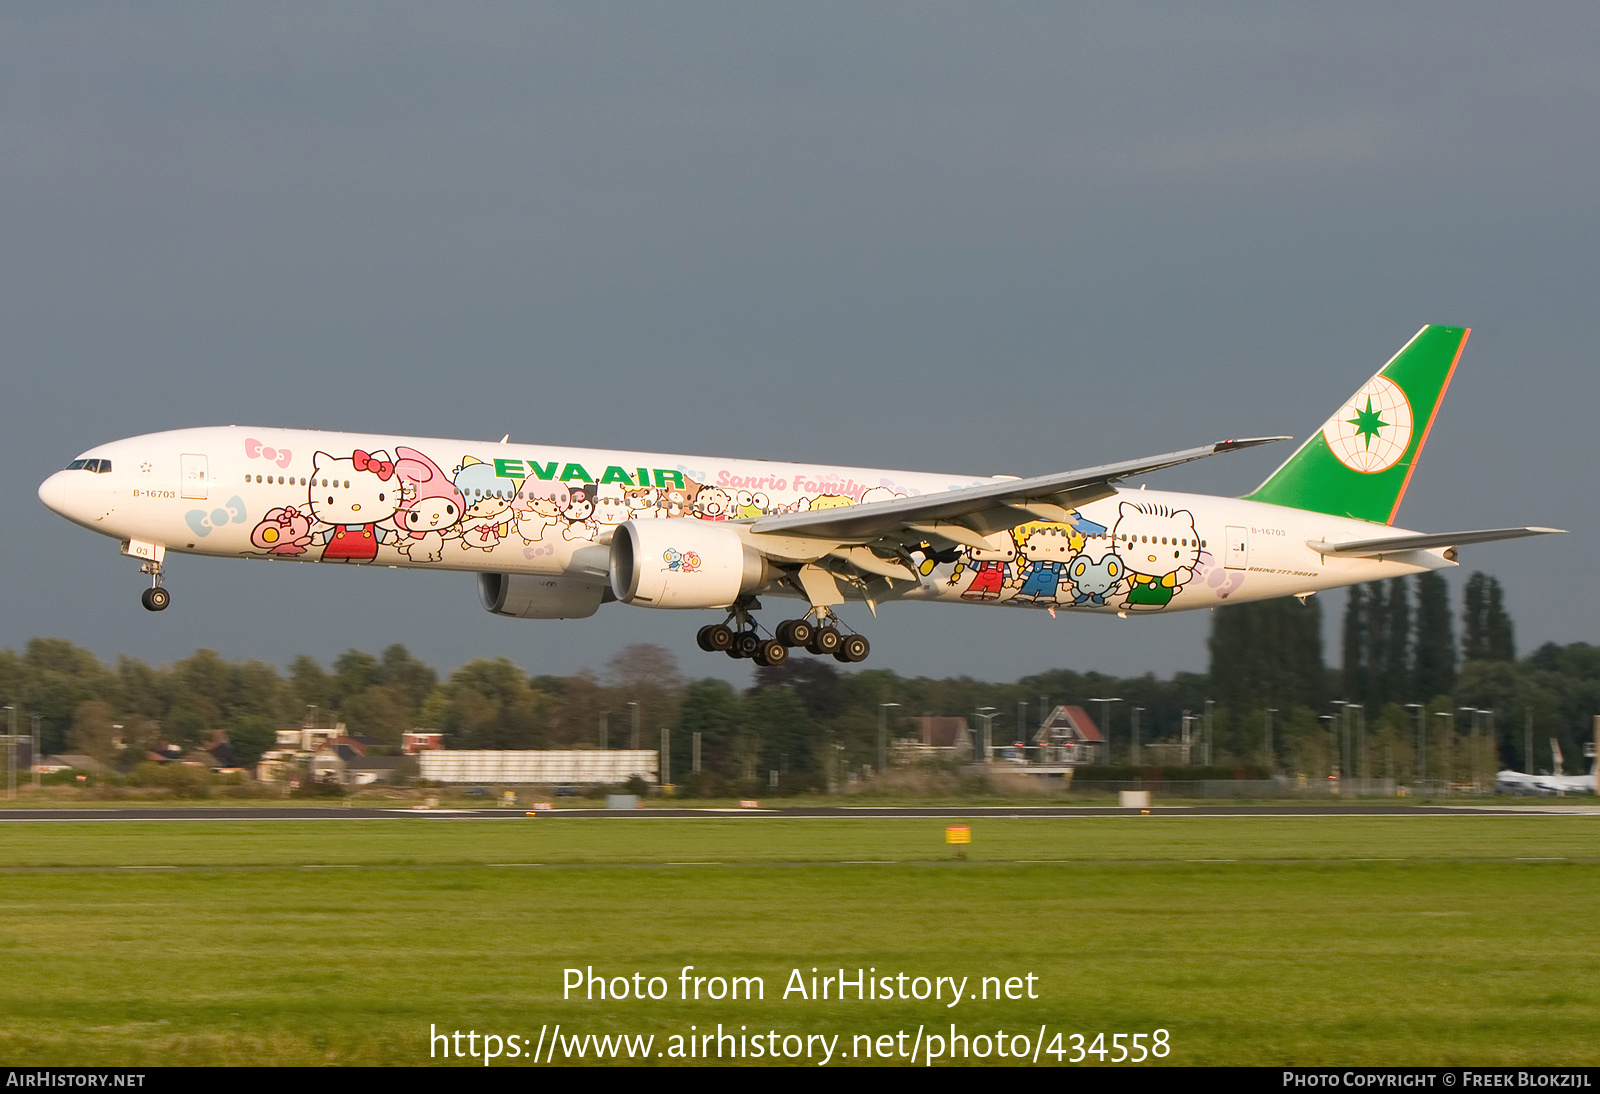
1, 569, 1592, 789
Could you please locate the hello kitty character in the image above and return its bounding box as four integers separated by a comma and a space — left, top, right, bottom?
1112, 501, 1202, 610
306, 449, 401, 562
390, 447, 464, 563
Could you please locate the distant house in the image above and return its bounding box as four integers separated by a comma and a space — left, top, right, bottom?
892, 717, 974, 765
40, 754, 111, 776
403, 730, 444, 754
1032, 705, 1106, 766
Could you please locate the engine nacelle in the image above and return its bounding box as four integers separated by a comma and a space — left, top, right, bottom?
478, 572, 609, 619
609, 519, 773, 608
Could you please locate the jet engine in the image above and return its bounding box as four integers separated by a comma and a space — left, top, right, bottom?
609, 519, 775, 608
478, 572, 609, 619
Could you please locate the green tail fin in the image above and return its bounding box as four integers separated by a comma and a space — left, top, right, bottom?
1244, 325, 1468, 524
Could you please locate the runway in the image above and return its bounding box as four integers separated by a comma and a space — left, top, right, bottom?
1, 803, 1595, 821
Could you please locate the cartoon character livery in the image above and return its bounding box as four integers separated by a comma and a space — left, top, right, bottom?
1112, 501, 1200, 610
44, 326, 1564, 668
304, 449, 402, 563
1010, 522, 1084, 604
948, 532, 1017, 601
1067, 552, 1124, 606
391, 447, 464, 563
454, 457, 516, 552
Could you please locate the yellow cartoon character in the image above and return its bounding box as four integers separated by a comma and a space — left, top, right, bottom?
1009, 521, 1085, 603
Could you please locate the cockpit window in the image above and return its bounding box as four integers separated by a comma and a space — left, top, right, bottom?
67, 459, 88, 470
65, 459, 111, 473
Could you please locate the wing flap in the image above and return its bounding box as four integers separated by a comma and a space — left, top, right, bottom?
748, 436, 1286, 543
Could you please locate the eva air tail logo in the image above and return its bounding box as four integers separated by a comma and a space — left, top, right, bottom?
1320, 375, 1413, 473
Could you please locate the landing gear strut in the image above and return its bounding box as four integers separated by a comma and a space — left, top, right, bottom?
696, 604, 870, 665
139, 560, 170, 612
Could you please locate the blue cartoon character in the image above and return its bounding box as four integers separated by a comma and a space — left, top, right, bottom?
1068, 551, 1124, 606
663, 548, 683, 572
454, 456, 515, 552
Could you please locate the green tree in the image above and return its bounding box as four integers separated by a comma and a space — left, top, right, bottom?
675, 679, 742, 781
1341, 585, 1367, 706
1413, 572, 1456, 699
66, 700, 119, 767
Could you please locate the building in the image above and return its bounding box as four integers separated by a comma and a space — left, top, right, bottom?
419, 750, 657, 785
402, 730, 444, 754
1031, 705, 1106, 766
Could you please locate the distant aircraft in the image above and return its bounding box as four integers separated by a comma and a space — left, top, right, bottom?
1495, 741, 1597, 795
39, 325, 1562, 666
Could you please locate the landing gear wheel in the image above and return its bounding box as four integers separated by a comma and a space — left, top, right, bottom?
837, 634, 870, 663
141, 587, 170, 612
702, 624, 734, 652
807, 627, 841, 656
776, 618, 814, 648
729, 631, 762, 659
754, 639, 788, 667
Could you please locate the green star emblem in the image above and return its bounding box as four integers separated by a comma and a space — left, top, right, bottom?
1347, 397, 1388, 450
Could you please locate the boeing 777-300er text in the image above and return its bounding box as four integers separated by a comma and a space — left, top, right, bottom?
39, 325, 1563, 666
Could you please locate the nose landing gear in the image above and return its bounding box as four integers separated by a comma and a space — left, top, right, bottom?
139, 560, 170, 612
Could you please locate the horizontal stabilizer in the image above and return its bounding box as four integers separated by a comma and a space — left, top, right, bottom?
1307, 526, 1566, 559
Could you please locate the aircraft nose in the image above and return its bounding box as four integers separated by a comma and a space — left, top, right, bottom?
38, 470, 68, 515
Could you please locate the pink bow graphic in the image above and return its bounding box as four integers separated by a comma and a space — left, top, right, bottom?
273, 506, 301, 525
351, 450, 395, 480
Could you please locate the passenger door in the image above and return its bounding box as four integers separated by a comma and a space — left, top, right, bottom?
180, 453, 209, 500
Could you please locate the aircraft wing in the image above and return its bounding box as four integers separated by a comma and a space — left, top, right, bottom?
1307, 526, 1566, 559
749, 437, 1287, 547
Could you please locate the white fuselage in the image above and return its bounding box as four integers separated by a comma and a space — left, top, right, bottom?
38, 425, 1453, 615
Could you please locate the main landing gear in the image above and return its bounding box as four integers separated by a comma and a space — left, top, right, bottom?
139, 560, 170, 612
695, 605, 870, 666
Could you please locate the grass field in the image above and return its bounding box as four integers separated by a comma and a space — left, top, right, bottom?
3, 814, 1599, 1066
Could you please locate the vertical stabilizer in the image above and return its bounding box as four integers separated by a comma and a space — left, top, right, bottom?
1245, 325, 1468, 524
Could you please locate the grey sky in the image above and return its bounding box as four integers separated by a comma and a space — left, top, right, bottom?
3, 4, 1594, 686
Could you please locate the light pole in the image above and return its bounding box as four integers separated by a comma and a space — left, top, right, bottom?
1404, 703, 1425, 782
975, 707, 998, 764
1203, 698, 1215, 768
1131, 706, 1144, 766
1319, 713, 1337, 780
1458, 707, 1482, 791
32, 713, 41, 790
1090, 697, 1122, 766
877, 702, 900, 774
628, 701, 641, 750
1264, 707, 1278, 773
1437, 709, 1456, 789
599, 710, 609, 750
3, 705, 14, 802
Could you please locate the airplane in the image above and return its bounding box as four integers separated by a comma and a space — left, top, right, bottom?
38, 324, 1563, 667
1495, 741, 1597, 796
